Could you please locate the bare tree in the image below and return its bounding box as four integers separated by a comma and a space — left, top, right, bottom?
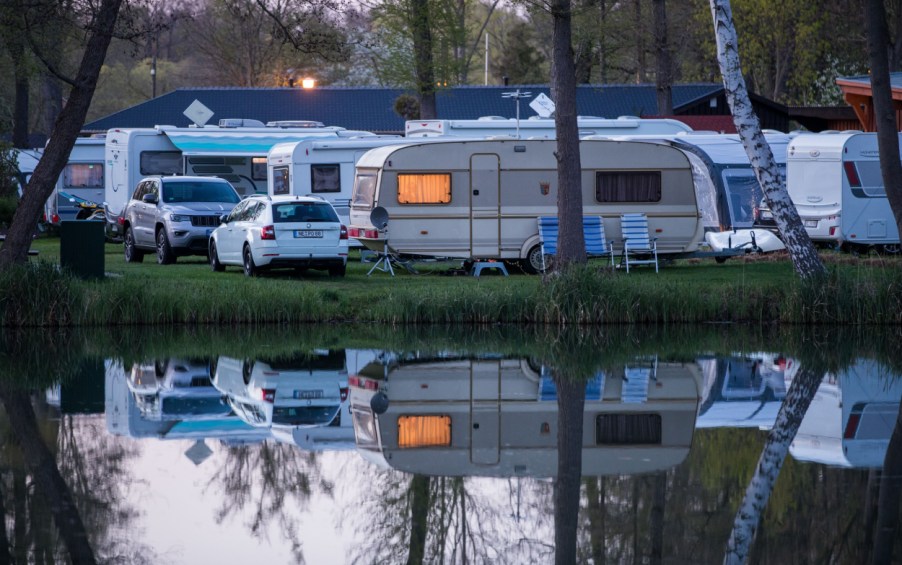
709, 0, 826, 280
0, 0, 124, 269
652, 0, 673, 115
866, 0, 902, 238
551, 0, 586, 269
410, 0, 437, 118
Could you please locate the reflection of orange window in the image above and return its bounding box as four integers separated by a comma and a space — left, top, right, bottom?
398, 173, 451, 204
398, 415, 451, 447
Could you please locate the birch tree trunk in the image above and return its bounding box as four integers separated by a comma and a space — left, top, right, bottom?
0, 0, 123, 269
866, 0, 902, 236
551, 0, 586, 269
723, 365, 824, 564
709, 0, 826, 280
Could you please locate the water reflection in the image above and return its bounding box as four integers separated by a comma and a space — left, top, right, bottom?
0, 327, 899, 563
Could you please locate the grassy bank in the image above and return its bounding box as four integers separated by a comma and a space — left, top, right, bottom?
2, 237, 902, 326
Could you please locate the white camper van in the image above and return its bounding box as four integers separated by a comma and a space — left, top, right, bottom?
103, 120, 359, 240
405, 116, 693, 138
787, 132, 902, 252
43, 135, 106, 225
267, 136, 406, 227
10, 148, 42, 197
349, 138, 704, 272
349, 355, 701, 477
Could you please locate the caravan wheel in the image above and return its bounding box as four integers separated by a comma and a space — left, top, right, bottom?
523, 245, 550, 274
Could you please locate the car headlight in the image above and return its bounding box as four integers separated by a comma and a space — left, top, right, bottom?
170, 213, 190, 222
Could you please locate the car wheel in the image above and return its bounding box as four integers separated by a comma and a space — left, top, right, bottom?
209, 241, 225, 272
124, 227, 144, 263
523, 244, 548, 274
243, 245, 258, 277
328, 263, 346, 277
156, 229, 175, 265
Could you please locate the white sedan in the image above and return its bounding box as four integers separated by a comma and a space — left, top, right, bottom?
209, 195, 348, 276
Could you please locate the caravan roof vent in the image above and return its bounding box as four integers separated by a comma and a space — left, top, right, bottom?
218, 118, 266, 128
477, 116, 508, 121
617, 115, 641, 120
266, 120, 326, 128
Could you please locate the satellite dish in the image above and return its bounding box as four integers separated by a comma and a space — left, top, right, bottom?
370, 206, 390, 230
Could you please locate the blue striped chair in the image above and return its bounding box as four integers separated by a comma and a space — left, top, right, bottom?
619, 213, 659, 273
537, 216, 615, 271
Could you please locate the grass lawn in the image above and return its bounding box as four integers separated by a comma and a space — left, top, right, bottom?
14, 235, 902, 326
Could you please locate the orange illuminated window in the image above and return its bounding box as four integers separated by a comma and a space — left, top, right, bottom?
398, 173, 451, 204
398, 415, 451, 447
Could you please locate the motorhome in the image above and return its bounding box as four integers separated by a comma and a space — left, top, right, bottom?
405, 116, 693, 138
267, 136, 407, 227
349, 138, 704, 272
103, 120, 364, 240
349, 355, 701, 477
790, 359, 902, 468
10, 147, 42, 196
787, 132, 902, 252
44, 134, 106, 225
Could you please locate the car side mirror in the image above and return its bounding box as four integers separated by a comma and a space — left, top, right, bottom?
219, 214, 229, 224
142, 193, 158, 204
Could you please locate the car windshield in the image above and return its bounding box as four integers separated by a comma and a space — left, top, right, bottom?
162, 181, 240, 204
272, 202, 339, 223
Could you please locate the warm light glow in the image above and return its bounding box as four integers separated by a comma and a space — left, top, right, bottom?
301, 78, 316, 89
398, 415, 451, 448
398, 173, 451, 204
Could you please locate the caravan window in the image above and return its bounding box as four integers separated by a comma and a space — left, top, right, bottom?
272, 166, 290, 195
352, 173, 377, 207
140, 151, 182, 176
722, 170, 766, 224
63, 163, 103, 188
252, 157, 268, 181
311, 164, 341, 193
596, 171, 661, 202
398, 173, 451, 204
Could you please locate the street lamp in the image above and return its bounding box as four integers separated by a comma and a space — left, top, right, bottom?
501, 89, 532, 139
301, 78, 316, 89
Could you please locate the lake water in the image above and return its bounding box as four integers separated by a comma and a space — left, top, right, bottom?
0, 325, 900, 564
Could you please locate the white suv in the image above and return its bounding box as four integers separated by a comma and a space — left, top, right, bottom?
123, 176, 241, 264
209, 195, 349, 277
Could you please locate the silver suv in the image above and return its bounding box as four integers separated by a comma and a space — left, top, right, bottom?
123, 176, 241, 264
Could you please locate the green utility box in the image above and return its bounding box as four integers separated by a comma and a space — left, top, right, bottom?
60, 220, 105, 279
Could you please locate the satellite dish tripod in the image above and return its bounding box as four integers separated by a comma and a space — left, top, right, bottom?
367, 206, 395, 277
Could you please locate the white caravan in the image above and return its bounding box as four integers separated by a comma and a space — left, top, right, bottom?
349, 355, 700, 477
349, 138, 704, 272
10, 147, 42, 196
405, 116, 692, 138
103, 120, 363, 240
787, 132, 902, 251
790, 359, 902, 468
43, 134, 106, 225
266, 136, 406, 227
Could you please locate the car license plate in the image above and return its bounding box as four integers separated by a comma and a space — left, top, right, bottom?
293, 390, 323, 399
295, 230, 323, 238
804, 220, 817, 228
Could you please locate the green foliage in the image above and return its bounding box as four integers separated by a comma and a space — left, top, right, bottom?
0, 142, 20, 199
0, 196, 17, 227
0, 260, 79, 326
393, 93, 421, 119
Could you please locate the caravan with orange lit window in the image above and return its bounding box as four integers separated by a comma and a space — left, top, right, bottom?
348, 138, 704, 273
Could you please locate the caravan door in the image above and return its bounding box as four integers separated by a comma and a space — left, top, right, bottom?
470, 360, 501, 465
470, 154, 500, 258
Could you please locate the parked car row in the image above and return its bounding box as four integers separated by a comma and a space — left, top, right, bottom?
121, 175, 348, 277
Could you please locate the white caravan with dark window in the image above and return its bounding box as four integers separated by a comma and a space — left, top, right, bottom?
44, 135, 106, 225
404, 116, 693, 138
349, 138, 703, 272
787, 132, 902, 252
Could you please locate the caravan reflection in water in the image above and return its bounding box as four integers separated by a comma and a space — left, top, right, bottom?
349, 355, 701, 477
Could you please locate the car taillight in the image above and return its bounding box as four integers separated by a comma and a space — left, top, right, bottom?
261, 389, 276, 403
261, 225, 276, 240
829, 227, 837, 236
843, 411, 861, 439
52, 214, 60, 224
340, 225, 348, 240
118, 216, 125, 225
340, 387, 348, 402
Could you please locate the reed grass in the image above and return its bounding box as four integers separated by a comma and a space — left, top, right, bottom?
4, 238, 902, 326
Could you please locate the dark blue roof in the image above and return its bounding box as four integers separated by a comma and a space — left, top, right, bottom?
84, 84, 724, 133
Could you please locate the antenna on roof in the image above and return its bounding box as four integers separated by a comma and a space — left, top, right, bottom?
501, 89, 532, 139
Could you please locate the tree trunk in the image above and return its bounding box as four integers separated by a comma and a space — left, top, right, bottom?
586, 477, 606, 564
0, 475, 10, 565
634, 0, 645, 83
406, 474, 431, 565
4, 20, 30, 149
410, 0, 437, 119
866, 0, 902, 238
553, 371, 586, 565
1, 390, 97, 564
551, 0, 586, 269
0, 0, 123, 270
652, 0, 673, 116
723, 366, 825, 564
709, 0, 826, 280
650, 471, 666, 564
871, 397, 902, 565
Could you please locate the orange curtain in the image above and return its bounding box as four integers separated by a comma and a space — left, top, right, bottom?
398, 173, 451, 204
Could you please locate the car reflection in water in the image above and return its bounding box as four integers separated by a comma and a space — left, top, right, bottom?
791, 358, 902, 468
105, 358, 269, 444
695, 352, 792, 429
349, 354, 701, 477
212, 350, 349, 432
